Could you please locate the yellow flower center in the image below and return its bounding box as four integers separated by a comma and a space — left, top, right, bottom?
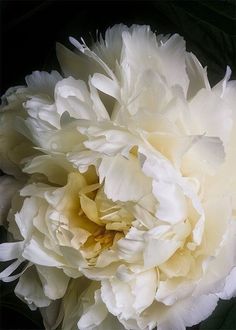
57, 168, 133, 266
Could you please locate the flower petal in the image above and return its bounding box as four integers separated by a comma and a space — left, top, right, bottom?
36, 265, 70, 300
0, 175, 21, 225
99, 154, 152, 202
15, 266, 51, 310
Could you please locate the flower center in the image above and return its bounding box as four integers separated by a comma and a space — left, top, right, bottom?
58, 170, 133, 266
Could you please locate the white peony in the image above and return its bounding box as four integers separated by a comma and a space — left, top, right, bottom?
0, 24, 236, 330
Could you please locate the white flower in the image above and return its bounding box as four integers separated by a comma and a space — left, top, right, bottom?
0, 24, 236, 330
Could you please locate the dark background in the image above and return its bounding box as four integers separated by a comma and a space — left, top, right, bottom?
0, 0, 236, 329
1, 0, 236, 94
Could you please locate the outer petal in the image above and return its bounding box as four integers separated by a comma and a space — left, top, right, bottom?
218, 267, 236, 299
121, 28, 189, 95
0, 175, 21, 225
55, 77, 96, 120
40, 300, 63, 330
78, 289, 108, 329
25, 70, 62, 97
36, 265, 70, 300
139, 294, 218, 330
185, 52, 210, 100
189, 88, 232, 145
15, 266, 51, 310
